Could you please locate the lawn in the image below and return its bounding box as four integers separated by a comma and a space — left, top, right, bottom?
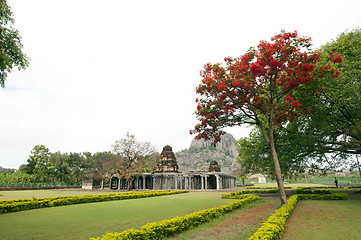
1, 186, 360, 240
283, 191, 361, 240
0, 191, 237, 240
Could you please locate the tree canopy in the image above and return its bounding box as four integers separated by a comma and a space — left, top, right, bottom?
0, 0, 29, 87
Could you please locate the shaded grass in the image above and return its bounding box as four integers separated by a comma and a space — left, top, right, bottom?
170, 197, 281, 240
283, 192, 361, 240
0, 191, 234, 240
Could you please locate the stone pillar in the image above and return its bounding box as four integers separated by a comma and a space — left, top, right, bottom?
205, 175, 208, 190
101, 178, 104, 189
216, 175, 220, 190
173, 175, 178, 190
118, 178, 121, 190
201, 176, 204, 190
165, 176, 168, 190
143, 176, 146, 189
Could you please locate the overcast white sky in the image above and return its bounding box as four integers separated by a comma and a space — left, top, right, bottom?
1, 0, 360, 169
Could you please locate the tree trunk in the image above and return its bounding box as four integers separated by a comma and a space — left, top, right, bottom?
127, 179, 133, 191
258, 120, 288, 205
356, 155, 361, 178
268, 134, 288, 205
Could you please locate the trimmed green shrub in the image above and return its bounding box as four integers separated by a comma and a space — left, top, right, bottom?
0, 190, 189, 214
246, 187, 291, 190
296, 187, 336, 194
90, 194, 260, 240
297, 192, 347, 200
222, 189, 279, 199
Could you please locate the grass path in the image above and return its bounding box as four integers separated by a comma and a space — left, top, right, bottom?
283, 192, 361, 240
0, 191, 234, 240
170, 197, 280, 240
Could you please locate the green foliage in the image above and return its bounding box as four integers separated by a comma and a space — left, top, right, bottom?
0, 0, 30, 87
237, 127, 310, 179
22, 145, 89, 184
276, 29, 361, 171
295, 187, 336, 194
90, 194, 260, 240
0, 171, 36, 185
0, 190, 189, 214
297, 192, 347, 200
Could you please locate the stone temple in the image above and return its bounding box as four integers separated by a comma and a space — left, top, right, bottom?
82, 145, 236, 190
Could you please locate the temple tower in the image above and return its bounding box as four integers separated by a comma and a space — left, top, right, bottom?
208, 160, 221, 172
155, 145, 179, 173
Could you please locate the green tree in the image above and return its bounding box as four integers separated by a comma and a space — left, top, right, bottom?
25, 145, 51, 182
237, 125, 316, 180
0, 0, 29, 87
299, 29, 361, 154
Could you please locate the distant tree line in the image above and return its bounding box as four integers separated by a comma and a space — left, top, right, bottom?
0, 132, 159, 186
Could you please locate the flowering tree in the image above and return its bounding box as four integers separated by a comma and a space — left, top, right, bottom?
191, 30, 341, 204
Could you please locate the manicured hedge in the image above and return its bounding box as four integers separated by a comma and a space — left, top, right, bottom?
0, 190, 189, 214
0, 186, 81, 191
296, 187, 336, 194
221, 189, 279, 199
246, 187, 291, 189
90, 194, 260, 240
249, 195, 299, 240
297, 192, 347, 200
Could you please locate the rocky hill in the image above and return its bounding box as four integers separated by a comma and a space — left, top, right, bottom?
175, 133, 239, 174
